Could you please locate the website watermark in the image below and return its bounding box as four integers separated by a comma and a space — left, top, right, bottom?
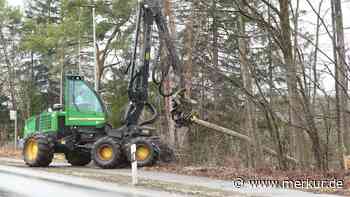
233, 177, 344, 189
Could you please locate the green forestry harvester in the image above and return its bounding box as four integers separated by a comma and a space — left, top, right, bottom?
22, 0, 296, 169
22, 0, 181, 169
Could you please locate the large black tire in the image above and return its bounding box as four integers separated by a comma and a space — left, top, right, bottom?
91, 136, 122, 169
65, 151, 91, 166
23, 135, 54, 167
127, 138, 158, 167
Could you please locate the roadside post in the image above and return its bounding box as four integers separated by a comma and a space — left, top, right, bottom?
9, 110, 17, 149
131, 144, 138, 185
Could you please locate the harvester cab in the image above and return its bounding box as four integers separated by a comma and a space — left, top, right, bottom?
24, 75, 107, 138
64, 75, 106, 127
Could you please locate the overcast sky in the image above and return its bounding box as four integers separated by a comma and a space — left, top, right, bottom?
294, 0, 350, 92
8, 0, 23, 7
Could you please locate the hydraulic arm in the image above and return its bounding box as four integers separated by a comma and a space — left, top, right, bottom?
124, 0, 183, 127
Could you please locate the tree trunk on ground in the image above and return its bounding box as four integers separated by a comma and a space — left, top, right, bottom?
191, 117, 297, 164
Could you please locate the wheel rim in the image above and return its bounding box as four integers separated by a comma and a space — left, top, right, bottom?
136, 145, 151, 161
25, 139, 38, 161
98, 145, 113, 161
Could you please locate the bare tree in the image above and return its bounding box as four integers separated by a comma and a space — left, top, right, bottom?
331, 0, 347, 169
163, 0, 177, 147
238, 0, 262, 168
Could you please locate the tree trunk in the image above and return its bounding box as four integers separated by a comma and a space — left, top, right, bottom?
279, 0, 325, 170
312, 0, 323, 107
212, 0, 218, 69
163, 0, 181, 148
331, 0, 347, 169
191, 117, 297, 164
279, 0, 297, 166
0, 26, 18, 138
292, 0, 306, 167
266, 1, 286, 170
238, 1, 262, 168
0, 29, 17, 108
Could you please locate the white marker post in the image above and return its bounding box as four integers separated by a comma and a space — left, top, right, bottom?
131, 144, 138, 185
9, 110, 17, 149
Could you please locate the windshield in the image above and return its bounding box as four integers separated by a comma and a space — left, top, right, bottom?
67, 79, 103, 113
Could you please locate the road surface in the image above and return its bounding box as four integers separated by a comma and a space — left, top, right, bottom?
0, 165, 181, 197
0, 158, 345, 197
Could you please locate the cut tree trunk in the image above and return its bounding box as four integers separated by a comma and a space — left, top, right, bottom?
191, 117, 298, 164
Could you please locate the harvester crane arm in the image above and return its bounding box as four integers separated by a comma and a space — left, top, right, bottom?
124, 0, 183, 128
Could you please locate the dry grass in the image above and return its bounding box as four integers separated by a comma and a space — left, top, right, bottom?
144, 162, 350, 196
0, 145, 21, 159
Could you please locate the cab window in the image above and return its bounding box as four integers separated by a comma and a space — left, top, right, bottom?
67, 79, 103, 113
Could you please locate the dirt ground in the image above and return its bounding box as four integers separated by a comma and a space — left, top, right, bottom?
144, 163, 350, 196
0, 146, 21, 159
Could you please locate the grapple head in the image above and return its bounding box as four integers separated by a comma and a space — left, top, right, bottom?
171, 89, 198, 127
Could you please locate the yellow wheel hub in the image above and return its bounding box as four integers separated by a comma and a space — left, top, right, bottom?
98, 146, 113, 161
25, 139, 38, 161
136, 145, 151, 161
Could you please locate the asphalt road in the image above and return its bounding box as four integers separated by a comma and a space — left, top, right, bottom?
0, 158, 345, 197
0, 171, 116, 197
0, 188, 22, 197
0, 165, 181, 197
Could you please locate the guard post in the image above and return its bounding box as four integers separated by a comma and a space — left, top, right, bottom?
131, 144, 138, 185
9, 110, 17, 149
